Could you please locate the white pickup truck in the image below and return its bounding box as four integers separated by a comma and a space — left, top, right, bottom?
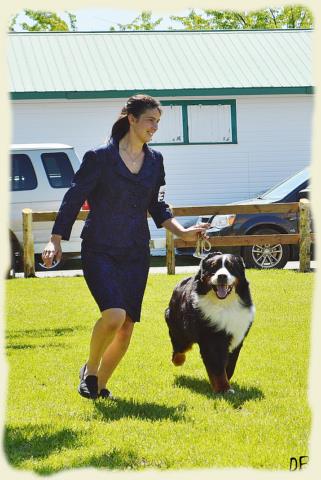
9, 144, 85, 274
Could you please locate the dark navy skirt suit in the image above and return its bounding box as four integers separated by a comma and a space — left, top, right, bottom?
52, 137, 173, 322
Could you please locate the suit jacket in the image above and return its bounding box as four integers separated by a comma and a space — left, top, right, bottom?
52, 137, 173, 248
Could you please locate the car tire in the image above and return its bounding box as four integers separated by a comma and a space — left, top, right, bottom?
7, 239, 22, 278
243, 227, 290, 269
6, 249, 15, 279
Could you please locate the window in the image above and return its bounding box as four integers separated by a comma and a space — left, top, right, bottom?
10, 154, 37, 191
150, 100, 237, 145
151, 105, 184, 144
41, 152, 75, 188
188, 104, 232, 143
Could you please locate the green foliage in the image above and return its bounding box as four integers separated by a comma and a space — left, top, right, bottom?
9, 6, 313, 33
11, 10, 78, 32
279, 5, 314, 28
169, 9, 210, 30
20, 10, 69, 32
4, 270, 312, 472
170, 6, 314, 30
65, 11, 77, 32
110, 11, 163, 31
9, 14, 18, 32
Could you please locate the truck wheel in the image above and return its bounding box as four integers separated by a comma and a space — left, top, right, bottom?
7, 239, 22, 278
6, 249, 15, 278
243, 227, 290, 269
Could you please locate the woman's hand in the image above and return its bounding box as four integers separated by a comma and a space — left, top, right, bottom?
41, 235, 62, 268
162, 218, 210, 242
179, 222, 210, 242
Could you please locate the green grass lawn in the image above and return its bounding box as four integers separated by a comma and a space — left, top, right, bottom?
4, 269, 313, 474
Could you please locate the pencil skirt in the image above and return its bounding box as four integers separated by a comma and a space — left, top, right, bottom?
81, 242, 150, 322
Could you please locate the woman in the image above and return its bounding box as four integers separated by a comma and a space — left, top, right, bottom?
42, 94, 209, 400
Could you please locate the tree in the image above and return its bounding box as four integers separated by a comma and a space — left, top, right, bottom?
66, 12, 77, 32
11, 10, 77, 32
277, 5, 313, 28
9, 14, 18, 31
170, 6, 313, 30
110, 11, 163, 31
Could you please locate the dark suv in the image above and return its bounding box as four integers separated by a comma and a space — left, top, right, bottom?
178, 168, 310, 269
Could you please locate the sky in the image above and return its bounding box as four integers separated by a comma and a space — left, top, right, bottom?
71, 7, 190, 30
12, 7, 192, 31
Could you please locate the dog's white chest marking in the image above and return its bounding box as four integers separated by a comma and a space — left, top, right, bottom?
194, 291, 255, 352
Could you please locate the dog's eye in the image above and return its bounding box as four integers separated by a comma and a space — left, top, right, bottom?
225, 260, 235, 272
210, 261, 219, 270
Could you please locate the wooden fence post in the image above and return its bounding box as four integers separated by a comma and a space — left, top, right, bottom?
299, 199, 311, 273
22, 208, 35, 278
166, 229, 175, 274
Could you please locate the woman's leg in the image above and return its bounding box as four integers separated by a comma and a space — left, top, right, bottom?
85, 308, 127, 376
97, 315, 135, 392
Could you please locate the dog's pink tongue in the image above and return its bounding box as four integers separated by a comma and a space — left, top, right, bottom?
216, 285, 228, 299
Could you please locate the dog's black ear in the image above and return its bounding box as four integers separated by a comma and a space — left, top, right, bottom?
195, 251, 223, 281
232, 254, 246, 278
195, 251, 222, 294
234, 255, 246, 271
194, 255, 209, 291
196, 252, 219, 277
194, 265, 204, 282
195, 254, 210, 281
194, 269, 209, 294
233, 255, 252, 306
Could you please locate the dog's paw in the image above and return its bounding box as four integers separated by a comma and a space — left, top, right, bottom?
226, 388, 235, 394
214, 387, 235, 395
172, 352, 186, 366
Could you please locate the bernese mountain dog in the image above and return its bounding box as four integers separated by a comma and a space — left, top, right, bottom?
165, 252, 255, 394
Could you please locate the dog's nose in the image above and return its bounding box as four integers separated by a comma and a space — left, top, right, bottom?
217, 274, 228, 284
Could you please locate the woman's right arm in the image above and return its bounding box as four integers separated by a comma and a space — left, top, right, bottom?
42, 150, 101, 268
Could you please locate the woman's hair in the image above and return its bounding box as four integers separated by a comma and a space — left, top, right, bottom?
110, 94, 162, 140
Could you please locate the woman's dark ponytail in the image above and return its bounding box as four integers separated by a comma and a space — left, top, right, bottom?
110, 94, 161, 141
111, 107, 130, 140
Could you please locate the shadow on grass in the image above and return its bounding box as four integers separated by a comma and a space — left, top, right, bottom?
17, 448, 167, 475
5, 423, 168, 474
4, 425, 80, 467
37, 448, 164, 474
174, 375, 264, 408
94, 397, 186, 422
6, 342, 66, 351
6, 326, 86, 340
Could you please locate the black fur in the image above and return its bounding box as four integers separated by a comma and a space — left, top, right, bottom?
165, 252, 254, 393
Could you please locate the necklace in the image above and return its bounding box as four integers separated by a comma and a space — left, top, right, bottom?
120, 147, 142, 165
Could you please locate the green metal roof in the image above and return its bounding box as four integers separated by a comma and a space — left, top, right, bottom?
8, 29, 313, 99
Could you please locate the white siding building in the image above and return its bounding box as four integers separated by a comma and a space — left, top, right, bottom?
8, 29, 313, 241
